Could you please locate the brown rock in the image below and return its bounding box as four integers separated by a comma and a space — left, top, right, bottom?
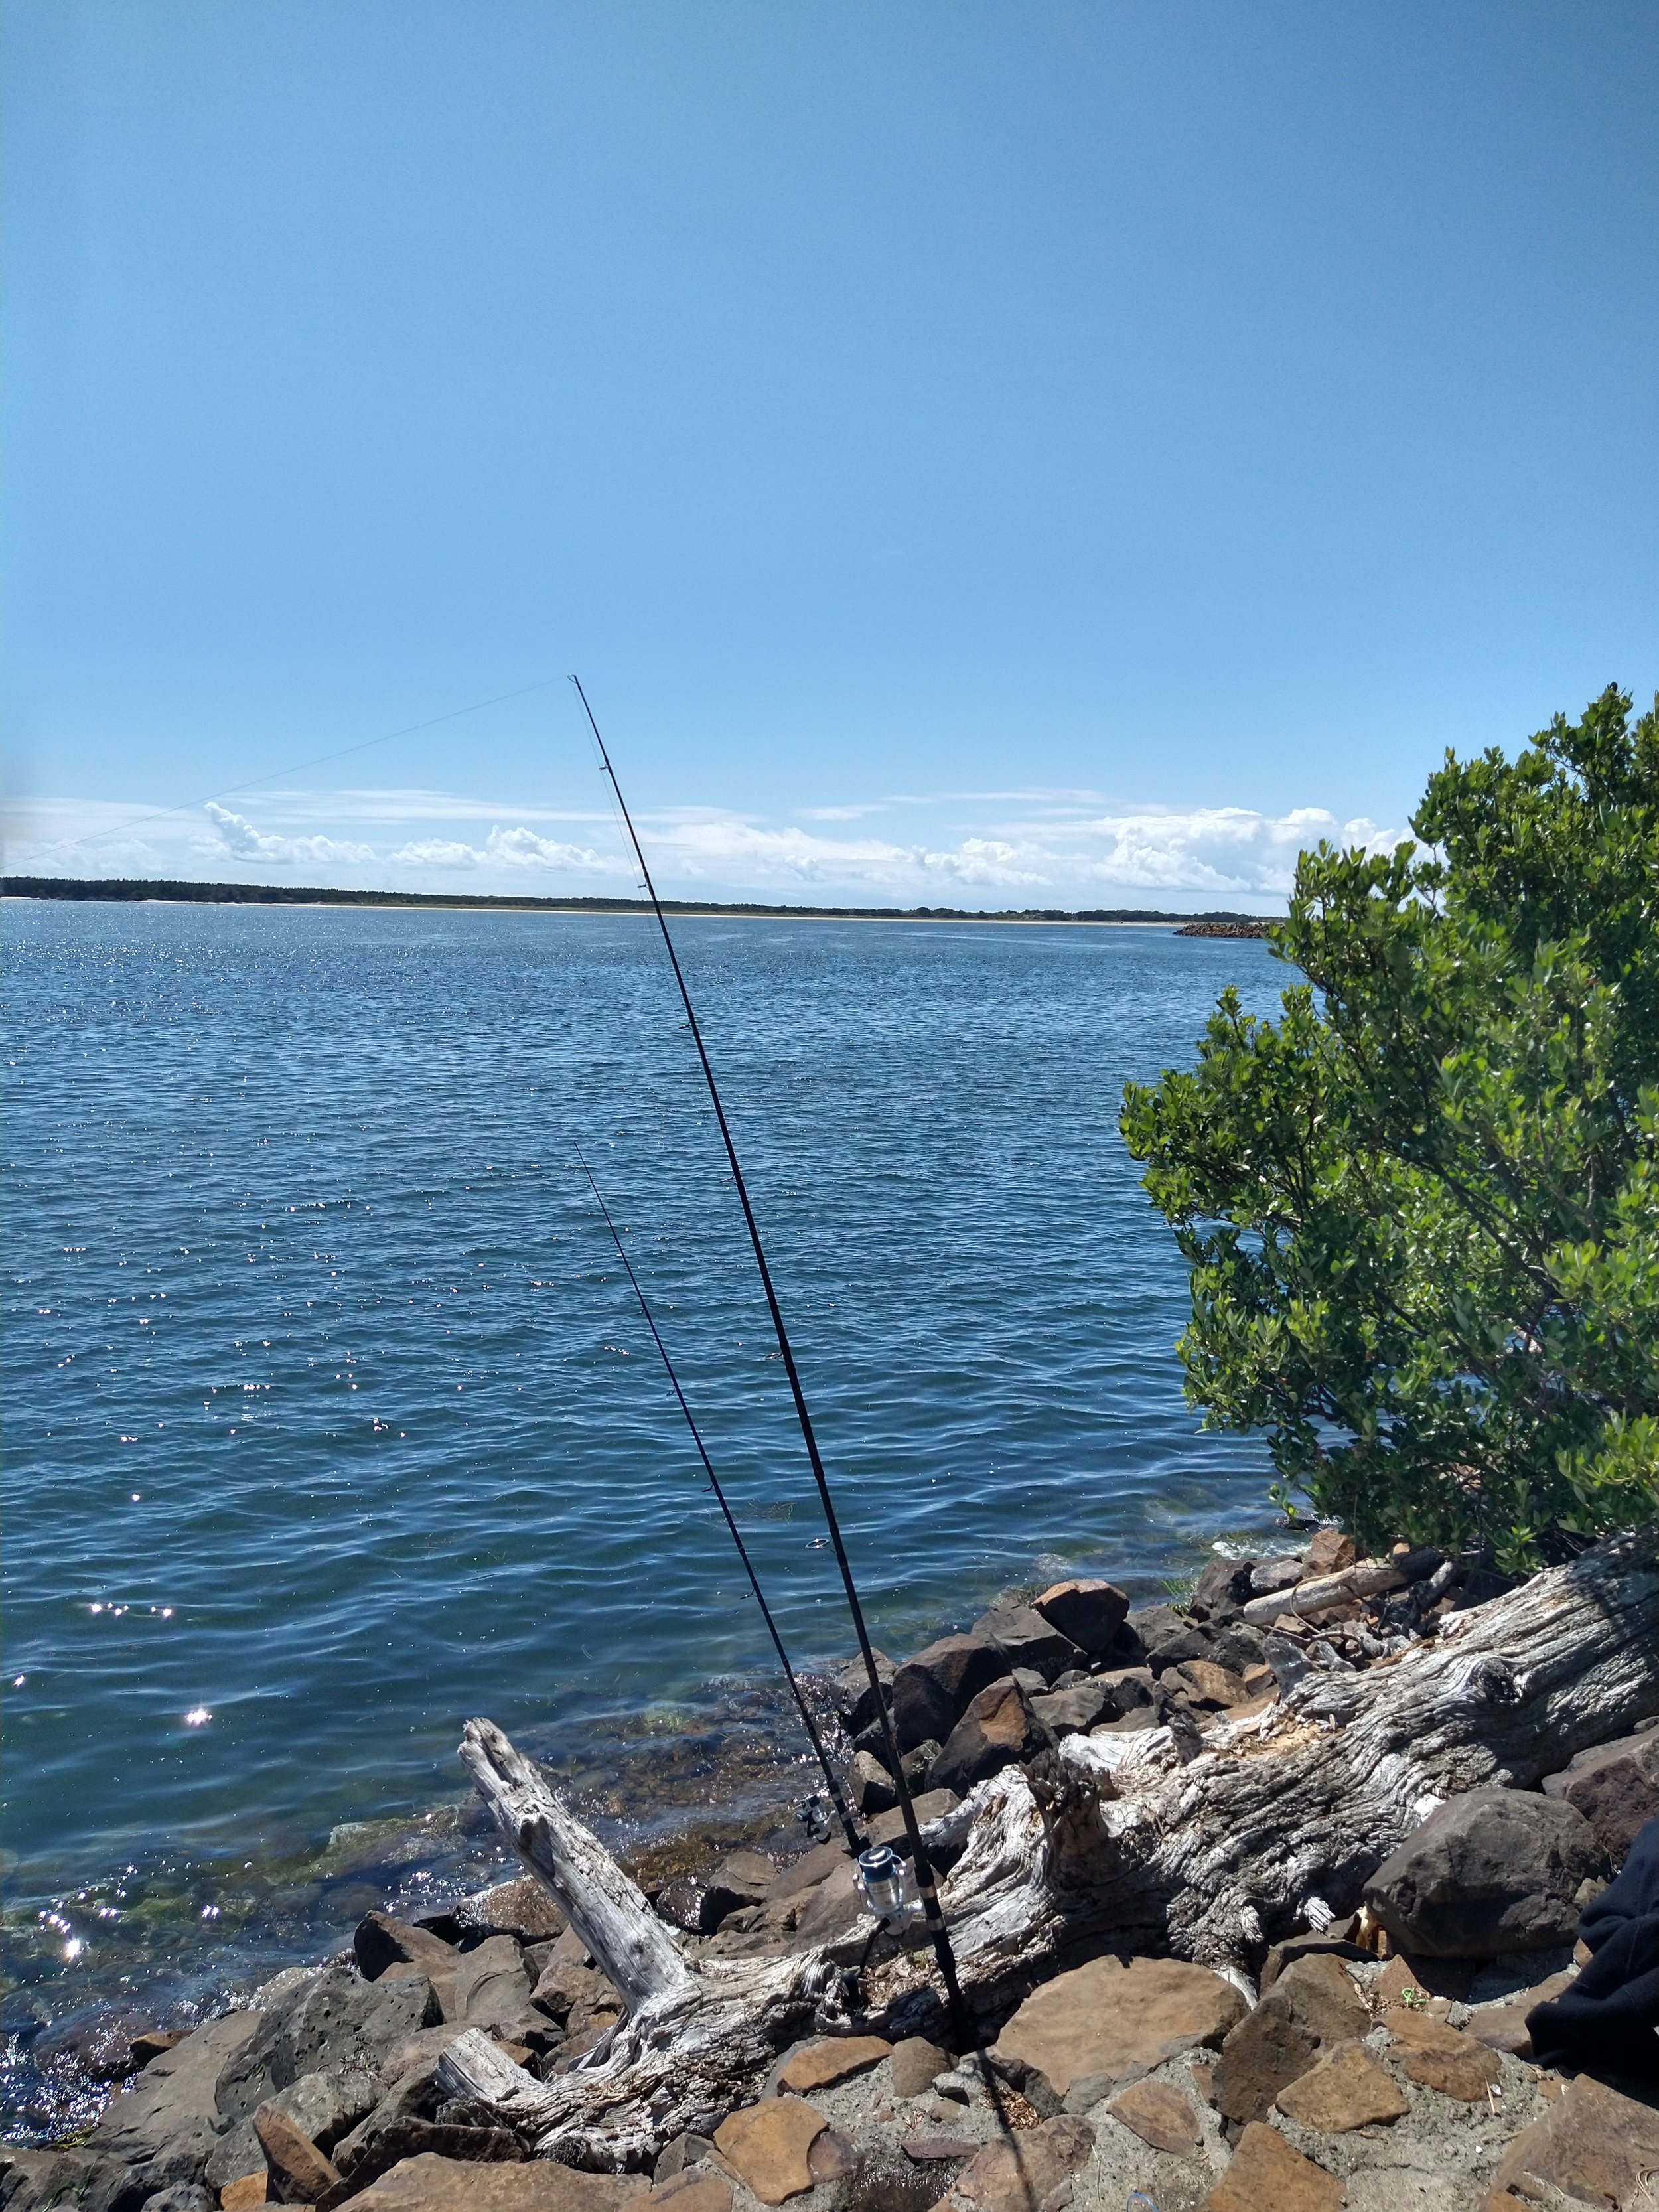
1162, 1660, 1245, 1711
955, 2114, 1095, 2212
1028, 1681, 1116, 1739
1092, 1666, 1159, 1718
1258, 1939, 1368, 1992
849, 1750, 899, 1816
1214, 1954, 1370, 2124
1494, 2071, 1659, 2208
806, 2131, 859, 2183
903, 2136, 977, 2163
705, 1851, 776, 1925
651, 2139, 715, 2186
930, 1678, 1048, 1796
336, 2122, 525, 2196
865, 1791, 960, 1856
1189, 2060, 1217, 2107
891, 1634, 1009, 1751
1463, 1970, 1572, 2059
890, 2037, 952, 2098
646, 2174, 731, 2212
785, 1860, 867, 1960
130, 2028, 188, 2070
766, 1840, 849, 1902
222, 2175, 269, 2211
712, 2099, 827, 2205
993, 1956, 1247, 2104
454, 1876, 566, 1943
532, 1951, 617, 2026
777, 2035, 892, 2093
253, 2103, 342, 2205
1273, 2043, 1409, 2132
1200, 2121, 1344, 2211
1033, 1578, 1131, 1655
973, 1605, 1086, 1682
445, 1935, 536, 2033
348, 2153, 647, 2212
354, 1913, 458, 1984
1383, 2012, 1501, 2101
1540, 1726, 1659, 1864
1105, 2078, 1200, 2154
1301, 1530, 1357, 1579
1372, 1952, 1474, 2004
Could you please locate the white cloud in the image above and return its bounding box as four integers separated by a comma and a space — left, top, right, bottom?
204, 803, 376, 867
3, 785, 1410, 909
390, 825, 620, 872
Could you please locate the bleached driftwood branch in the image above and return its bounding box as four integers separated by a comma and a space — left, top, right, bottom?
447, 1528, 1658, 2169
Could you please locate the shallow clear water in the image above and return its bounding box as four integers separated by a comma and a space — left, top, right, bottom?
2, 901, 1285, 2089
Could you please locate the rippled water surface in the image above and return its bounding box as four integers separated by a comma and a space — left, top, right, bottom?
3, 901, 1285, 2083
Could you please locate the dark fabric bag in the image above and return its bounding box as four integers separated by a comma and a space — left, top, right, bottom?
1527, 1813, 1659, 2079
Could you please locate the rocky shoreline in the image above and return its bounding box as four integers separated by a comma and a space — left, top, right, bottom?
6, 1532, 1657, 2212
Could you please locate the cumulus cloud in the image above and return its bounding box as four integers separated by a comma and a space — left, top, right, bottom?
204, 803, 376, 867
630, 804, 1406, 897
1062, 806, 1402, 894
390, 825, 620, 871
4, 786, 1409, 909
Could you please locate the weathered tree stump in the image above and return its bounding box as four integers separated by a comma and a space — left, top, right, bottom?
443, 1528, 1658, 2169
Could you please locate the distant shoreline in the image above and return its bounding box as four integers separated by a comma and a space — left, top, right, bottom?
2, 875, 1277, 932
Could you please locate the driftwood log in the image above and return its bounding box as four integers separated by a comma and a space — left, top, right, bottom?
441, 1528, 1659, 2169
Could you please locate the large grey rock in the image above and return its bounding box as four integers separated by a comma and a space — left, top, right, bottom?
848, 1749, 897, 1815
355, 1911, 459, 1984
1187, 1557, 1256, 1623
1540, 1724, 1659, 1865
1029, 1678, 1116, 1737
971, 1605, 1084, 1684
1129, 1613, 1216, 1676
1363, 1785, 1605, 1958
214, 1968, 436, 2122
890, 1633, 1007, 1751
135, 2187, 214, 2212
929, 1677, 1048, 1796
267, 2064, 378, 2152
202, 2118, 265, 2192
88, 2012, 261, 2193
703, 1850, 776, 1925
0, 2146, 150, 2212
830, 1650, 895, 1734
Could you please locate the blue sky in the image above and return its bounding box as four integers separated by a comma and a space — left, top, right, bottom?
4, 1, 1655, 909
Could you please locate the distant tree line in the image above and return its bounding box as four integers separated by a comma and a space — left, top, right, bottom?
1, 875, 1269, 926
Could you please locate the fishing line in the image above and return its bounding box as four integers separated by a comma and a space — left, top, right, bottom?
573, 1145, 863, 1855
57, 674, 569, 855
569, 672, 972, 2046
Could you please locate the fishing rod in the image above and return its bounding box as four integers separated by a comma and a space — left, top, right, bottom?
570, 674, 971, 2046
573, 1144, 864, 1856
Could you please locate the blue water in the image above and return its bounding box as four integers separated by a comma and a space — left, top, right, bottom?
1, 900, 1285, 2071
